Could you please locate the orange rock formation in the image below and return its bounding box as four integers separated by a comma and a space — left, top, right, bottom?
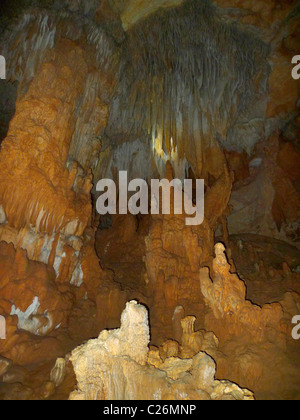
0, 0, 299, 401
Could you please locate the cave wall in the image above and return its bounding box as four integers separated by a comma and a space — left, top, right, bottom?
0, 0, 299, 401
0, 0, 299, 256
0, 6, 121, 284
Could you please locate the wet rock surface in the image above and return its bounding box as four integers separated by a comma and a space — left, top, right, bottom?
69, 301, 254, 401
0, 0, 299, 401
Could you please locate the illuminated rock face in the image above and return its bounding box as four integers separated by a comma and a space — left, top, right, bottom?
104, 0, 270, 182
0, 0, 299, 401
200, 243, 284, 341
0, 239, 127, 369
199, 243, 300, 398
0, 39, 94, 284
143, 163, 233, 342
0, 242, 74, 365
0, 7, 118, 284
119, 0, 184, 30
69, 301, 253, 401
3, 43, 86, 231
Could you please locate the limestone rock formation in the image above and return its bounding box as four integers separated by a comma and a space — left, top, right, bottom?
69, 301, 253, 401
118, 0, 184, 30
199, 243, 300, 398
0, 0, 299, 402
200, 243, 291, 344
0, 6, 119, 285
0, 242, 74, 365
50, 358, 67, 388
0, 357, 11, 378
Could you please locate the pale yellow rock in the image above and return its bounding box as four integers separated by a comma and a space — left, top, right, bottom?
148, 347, 162, 369
191, 353, 216, 393
69, 301, 254, 401
181, 316, 197, 348
180, 315, 219, 358
50, 358, 67, 387
211, 381, 254, 401
120, 0, 184, 30
98, 300, 150, 365
160, 340, 179, 361
159, 357, 193, 381
0, 357, 11, 377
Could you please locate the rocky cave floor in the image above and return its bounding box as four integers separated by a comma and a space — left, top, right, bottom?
0, 215, 299, 400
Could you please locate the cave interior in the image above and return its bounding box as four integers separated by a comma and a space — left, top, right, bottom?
0, 0, 300, 401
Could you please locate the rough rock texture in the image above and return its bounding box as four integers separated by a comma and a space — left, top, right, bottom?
0, 238, 127, 384
0, 6, 119, 284
199, 243, 300, 399
0, 39, 93, 285
0, 242, 74, 365
117, 0, 184, 30
228, 133, 300, 248
104, 0, 270, 183
144, 164, 233, 340
0, 39, 92, 236
69, 301, 253, 401
0, 0, 299, 401
223, 234, 300, 306
217, 0, 300, 248
96, 161, 233, 343
200, 243, 286, 342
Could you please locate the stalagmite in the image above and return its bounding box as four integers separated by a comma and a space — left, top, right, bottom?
0, 0, 299, 403
69, 301, 253, 400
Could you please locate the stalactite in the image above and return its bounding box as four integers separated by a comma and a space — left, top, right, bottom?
0, 6, 120, 251
0, 9, 118, 283
1, 7, 120, 83
105, 0, 270, 179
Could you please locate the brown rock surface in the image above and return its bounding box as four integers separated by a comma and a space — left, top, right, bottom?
0, 0, 299, 401
199, 243, 300, 399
